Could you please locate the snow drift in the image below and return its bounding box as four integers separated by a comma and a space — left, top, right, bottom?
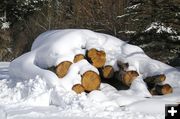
0, 29, 180, 119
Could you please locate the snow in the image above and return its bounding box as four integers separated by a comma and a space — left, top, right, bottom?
1, 29, 180, 119
145, 22, 177, 34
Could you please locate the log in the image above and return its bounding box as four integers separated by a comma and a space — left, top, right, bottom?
55, 61, 72, 78
121, 70, 139, 86
101, 65, 114, 79
149, 88, 158, 95
72, 84, 85, 94
144, 74, 166, 84
87, 48, 106, 68
81, 71, 101, 92
155, 84, 173, 95
73, 54, 85, 63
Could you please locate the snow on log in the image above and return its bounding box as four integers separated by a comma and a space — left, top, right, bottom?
155, 84, 173, 95
55, 61, 72, 78
144, 74, 166, 84
72, 84, 85, 94
122, 70, 139, 86
73, 54, 85, 63
81, 70, 101, 92
101, 65, 114, 79
87, 48, 106, 68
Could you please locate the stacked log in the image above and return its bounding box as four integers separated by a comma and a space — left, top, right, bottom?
72, 84, 85, 94
144, 74, 166, 84
55, 61, 72, 78
144, 74, 173, 95
48, 48, 173, 96
81, 71, 101, 92
101, 65, 114, 79
155, 84, 173, 95
73, 54, 85, 63
87, 48, 106, 68
121, 70, 139, 86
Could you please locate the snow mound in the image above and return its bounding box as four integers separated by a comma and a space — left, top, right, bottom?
0, 29, 179, 118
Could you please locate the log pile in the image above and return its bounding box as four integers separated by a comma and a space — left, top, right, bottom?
48, 48, 173, 96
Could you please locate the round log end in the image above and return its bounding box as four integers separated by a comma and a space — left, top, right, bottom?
72, 84, 85, 94
55, 61, 72, 78
81, 71, 101, 92
87, 49, 106, 68
159, 74, 166, 82
161, 84, 173, 95
73, 54, 85, 63
102, 65, 114, 79
122, 70, 139, 86
155, 84, 173, 95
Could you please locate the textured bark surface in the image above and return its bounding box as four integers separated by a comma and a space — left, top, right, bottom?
144, 74, 166, 84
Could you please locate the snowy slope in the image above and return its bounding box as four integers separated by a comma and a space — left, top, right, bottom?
0, 29, 180, 119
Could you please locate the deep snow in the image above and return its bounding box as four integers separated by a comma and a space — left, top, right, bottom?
0, 29, 180, 119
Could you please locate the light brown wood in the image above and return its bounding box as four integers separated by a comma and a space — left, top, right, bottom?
144, 74, 166, 84
55, 61, 72, 78
73, 54, 85, 63
122, 70, 139, 86
155, 84, 173, 95
72, 84, 85, 94
87, 48, 106, 68
102, 65, 114, 79
81, 70, 101, 92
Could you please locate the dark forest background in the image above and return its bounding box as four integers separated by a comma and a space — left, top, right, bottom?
0, 0, 180, 67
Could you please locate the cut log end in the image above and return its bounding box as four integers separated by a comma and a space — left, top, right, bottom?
81, 71, 101, 92
155, 84, 173, 95
55, 61, 72, 78
122, 70, 139, 86
87, 48, 106, 68
102, 65, 114, 79
72, 84, 85, 94
73, 54, 85, 63
144, 74, 166, 84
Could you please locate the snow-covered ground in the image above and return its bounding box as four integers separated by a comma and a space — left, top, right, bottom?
0, 29, 180, 119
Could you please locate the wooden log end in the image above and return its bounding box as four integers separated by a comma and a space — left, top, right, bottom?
144, 74, 166, 84
155, 84, 173, 95
55, 61, 72, 78
73, 54, 85, 63
72, 84, 85, 94
102, 65, 114, 79
87, 48, 106, 68
81, 70, 101, 92
122, 70, 139, 86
